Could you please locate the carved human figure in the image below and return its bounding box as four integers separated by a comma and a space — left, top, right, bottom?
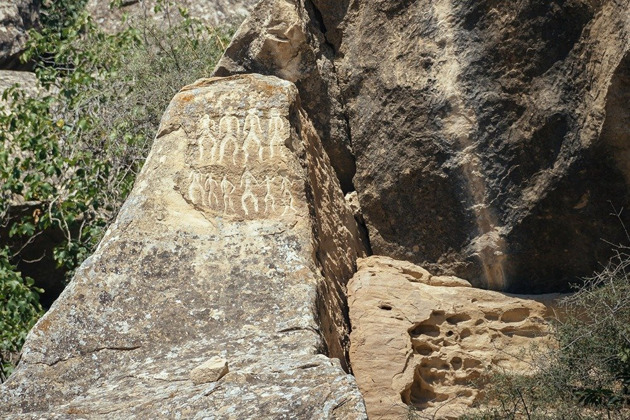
203, 174, 220, 209
220, 175, 236, 214
242, 108, 264, 163
219, 107, 240, 164
280, 176, 297, 215
268, 108, 285, 159
240, 170, 259, 215
264, 175, 276, 215
198, 114, 218, 163
188, 172, 204, 205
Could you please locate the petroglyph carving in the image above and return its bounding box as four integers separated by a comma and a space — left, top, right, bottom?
240, 170, 260, 215
203, 174, 220, 209
219, 108, 240, 164
268, 108, 285, 159
188, 172, 205, 205
264, 176, 276, 215
220, 175, 236, 214
243, 109, 264, 163
198, 114, 219, 163
280, 176, 297, 215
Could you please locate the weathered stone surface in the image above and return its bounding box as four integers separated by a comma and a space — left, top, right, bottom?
87, 0, 258, 33
0, 70, 38, 108
214, 0, 356, 192
189, 357, 229, 384
348, 256, 553, 420
1, 74, 367, 418
0, 0, 38, 69
217, 0, 630, 293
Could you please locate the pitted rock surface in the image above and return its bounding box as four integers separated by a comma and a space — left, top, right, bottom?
217, 0, 630, 292
348, 256, 553, 420
0, 74, 367, 419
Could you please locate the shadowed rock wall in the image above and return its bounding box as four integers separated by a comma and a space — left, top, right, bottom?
217, 0, 630, 292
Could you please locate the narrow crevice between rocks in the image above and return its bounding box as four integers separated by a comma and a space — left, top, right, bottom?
303, 0, 357, 194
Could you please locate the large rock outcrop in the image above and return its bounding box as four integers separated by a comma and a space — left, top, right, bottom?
87, 0, 259, 33
348, 256, 553, 419
0, 0, 39, 68
1, 74, 368, 418
216, 0, 630, 293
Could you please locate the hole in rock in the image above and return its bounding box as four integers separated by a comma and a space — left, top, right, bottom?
408, 368, 449, 409
484, 312, 499, 321
379, 304, 393, 310
451, 356, 463, 370
413, 342, 435, 356
410, 322, 440, 337
500, 307, 530, 323
460, 328, 472, 339
446, 313, 471, 324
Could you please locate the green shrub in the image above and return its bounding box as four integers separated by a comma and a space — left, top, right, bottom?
0, 0, 232, 381
0, 246, 43, 382
462, 247, 630, 419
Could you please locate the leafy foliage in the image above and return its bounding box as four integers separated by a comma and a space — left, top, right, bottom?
0, 246, 43, 382
0, 0, 232, 381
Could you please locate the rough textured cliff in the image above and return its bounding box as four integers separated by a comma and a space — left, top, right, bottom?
0, 0, 38, 68
216, 0, 630, 293
1, 74, 367, 418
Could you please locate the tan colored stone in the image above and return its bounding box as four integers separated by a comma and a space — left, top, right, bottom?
429, 275, 472, 288
1, 74, 367, 418
189, 356, 229, 384
214, 0, 356, 191
349, 256, 553, 420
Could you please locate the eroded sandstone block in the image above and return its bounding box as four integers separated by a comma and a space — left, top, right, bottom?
348, 256, 553, 420
1, 74, 367, 418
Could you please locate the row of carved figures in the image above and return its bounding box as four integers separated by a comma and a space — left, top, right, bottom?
187, 170, 297, 216
195, 108, 286, 166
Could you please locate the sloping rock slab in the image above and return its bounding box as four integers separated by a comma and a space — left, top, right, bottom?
349, 256, 552, 420
1, 74, 367, 419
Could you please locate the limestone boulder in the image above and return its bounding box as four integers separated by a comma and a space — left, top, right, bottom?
217, 0, 630, 293
87, 0, 259, 33
0, 0, 38, 68
348, 256, 553, 420
0, 74, 367, 418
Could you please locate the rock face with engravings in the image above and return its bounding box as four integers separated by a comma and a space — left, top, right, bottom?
0, 74, 368, 418
215, 0, 630, 293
